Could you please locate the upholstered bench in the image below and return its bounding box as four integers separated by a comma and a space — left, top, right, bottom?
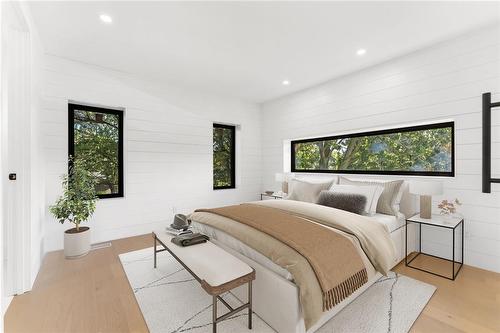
152, 230, 255, 333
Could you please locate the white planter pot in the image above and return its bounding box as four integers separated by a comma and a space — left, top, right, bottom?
64, 227, 91, 259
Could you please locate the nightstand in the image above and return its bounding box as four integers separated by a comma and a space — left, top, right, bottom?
405, 214, 464, 280
260, 193, 283, 200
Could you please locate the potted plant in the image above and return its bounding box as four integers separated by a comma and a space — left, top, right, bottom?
50, 157, 99, 258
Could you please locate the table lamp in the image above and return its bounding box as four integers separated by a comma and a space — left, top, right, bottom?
275, 173, 287, 195
409, 181, 443, 219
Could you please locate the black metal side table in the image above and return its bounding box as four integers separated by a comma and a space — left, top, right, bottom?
260, 193, 283, 200
405, 214, 464, 280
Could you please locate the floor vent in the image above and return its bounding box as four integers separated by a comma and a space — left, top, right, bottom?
91, 241, 112, 250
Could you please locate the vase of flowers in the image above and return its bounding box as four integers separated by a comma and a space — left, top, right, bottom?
438, 198, 462, 222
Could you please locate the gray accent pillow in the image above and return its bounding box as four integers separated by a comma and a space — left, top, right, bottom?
338, 176, 404, 216
317, 190, 367, 215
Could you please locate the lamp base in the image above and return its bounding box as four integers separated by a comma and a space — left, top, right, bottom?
419, 195, 432, 219
282, 181, 288, 195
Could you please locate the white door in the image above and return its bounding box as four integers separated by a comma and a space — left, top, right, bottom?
1, 1, 32, 299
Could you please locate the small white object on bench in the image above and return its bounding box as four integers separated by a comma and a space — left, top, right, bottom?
152, 230, 255, 333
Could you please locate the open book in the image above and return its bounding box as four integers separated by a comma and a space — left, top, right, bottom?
165, 226, 193, 237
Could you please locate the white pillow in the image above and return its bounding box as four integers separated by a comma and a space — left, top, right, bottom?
286, 178, 334, 203
338, 176, 405, 216
329, 184, 384, 215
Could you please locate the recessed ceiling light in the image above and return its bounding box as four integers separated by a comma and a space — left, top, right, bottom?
356, 49, 367, 56
282, 80, 290, 86
99, 14, 113, 24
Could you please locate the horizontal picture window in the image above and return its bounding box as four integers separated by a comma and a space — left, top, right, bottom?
291, 122, 454, 177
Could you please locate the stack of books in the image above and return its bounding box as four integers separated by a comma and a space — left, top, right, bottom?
165, 226, 193, 236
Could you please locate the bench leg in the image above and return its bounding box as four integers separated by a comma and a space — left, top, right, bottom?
248, 280, 252, 329
153, 235, 157, 269
212, 295, 217, 333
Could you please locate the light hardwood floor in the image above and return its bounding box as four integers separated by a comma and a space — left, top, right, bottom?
5, 234, 500, 333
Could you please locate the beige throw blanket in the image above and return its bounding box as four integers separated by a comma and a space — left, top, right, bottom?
253, 200, 395, 275
191, 200, 395, 329
196, 204, 368, 312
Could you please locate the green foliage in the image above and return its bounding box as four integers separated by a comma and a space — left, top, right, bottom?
213, 126, 234, 187
295, 127, 452, 173
74, 110, 119, 195
49, 157, 99, 231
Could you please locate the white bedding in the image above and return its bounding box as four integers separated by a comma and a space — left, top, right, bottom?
371, 213, 405, 232
192, 207, 401, 283
192, 221, 294, 280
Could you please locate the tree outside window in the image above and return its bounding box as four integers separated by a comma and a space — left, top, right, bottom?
69, 103, 124, 198
292, 122, 454, 177
213, 124, 235, 189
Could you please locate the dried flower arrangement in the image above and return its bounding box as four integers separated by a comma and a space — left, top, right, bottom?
438, 198, 462, 215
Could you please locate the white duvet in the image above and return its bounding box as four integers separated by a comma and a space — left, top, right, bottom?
191, 200, 398, 282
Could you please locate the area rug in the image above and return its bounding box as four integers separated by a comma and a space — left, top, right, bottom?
119, 247, 435, 333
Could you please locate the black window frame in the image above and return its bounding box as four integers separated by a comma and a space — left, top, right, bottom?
213, 123, 236, 190
68, 103, 124, 199
291, 121, 455, 177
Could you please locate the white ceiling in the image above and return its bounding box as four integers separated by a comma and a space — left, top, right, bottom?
28, 1, 500, 103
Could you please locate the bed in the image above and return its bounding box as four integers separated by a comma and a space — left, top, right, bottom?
189, 180, 417, 333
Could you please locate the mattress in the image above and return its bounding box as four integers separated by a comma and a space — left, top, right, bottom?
371, 213, 405, 233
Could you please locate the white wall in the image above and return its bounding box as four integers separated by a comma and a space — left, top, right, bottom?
41, 55, 262, 252
261, 25, 500, 272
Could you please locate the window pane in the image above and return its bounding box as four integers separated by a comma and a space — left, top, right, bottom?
293, 123, 453, 176
71, 106, 122, 196
213, 125, 235, 188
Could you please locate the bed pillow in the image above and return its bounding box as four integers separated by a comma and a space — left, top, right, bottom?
286, 176, 338, 194
329, 184, 383, 215
317, 190, 367, 215
338, 176, 404, 216
286, 178, 333, 203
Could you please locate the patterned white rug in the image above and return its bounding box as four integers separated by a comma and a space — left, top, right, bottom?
120, 247, 435, 333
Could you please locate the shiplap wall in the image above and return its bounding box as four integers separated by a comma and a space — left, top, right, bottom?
261, 25, 500, 272
41, 55, 261, 252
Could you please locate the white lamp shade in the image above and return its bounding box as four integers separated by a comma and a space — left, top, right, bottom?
409, 181, 443, 196
275, 173, 285, 182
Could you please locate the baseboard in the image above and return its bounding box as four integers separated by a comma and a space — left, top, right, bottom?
44, 220, 167, 253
